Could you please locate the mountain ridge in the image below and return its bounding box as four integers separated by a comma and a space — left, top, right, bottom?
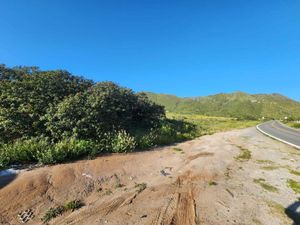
145, 91, 300, 120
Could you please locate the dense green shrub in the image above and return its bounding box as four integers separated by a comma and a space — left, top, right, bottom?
291, 122, 300, 128
135, 119, 197, 149
41, 199, 83, 223
64, 199, 83, 211
37, 139, 97, 164
154, 119, 197, 145
0, 138, 50, 168
0, 65, 92, 142
0, 119, 197, 168
45, 82, 164, 141
135, 129, 158, 149
41, 206, 65, 223
110, 130, 136, 153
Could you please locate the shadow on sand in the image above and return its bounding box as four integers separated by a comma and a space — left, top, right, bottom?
0, 173, 17, 189
285, 201, 300, 225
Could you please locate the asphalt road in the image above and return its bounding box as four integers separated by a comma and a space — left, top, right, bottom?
257, 120, 300, 149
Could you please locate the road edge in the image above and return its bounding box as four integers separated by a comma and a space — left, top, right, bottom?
276, 120, 300, 132
256, 123, 300, 150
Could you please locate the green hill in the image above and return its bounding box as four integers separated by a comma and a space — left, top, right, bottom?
145, 92, 300, 120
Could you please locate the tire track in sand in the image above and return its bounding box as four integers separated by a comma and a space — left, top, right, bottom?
150, 171, 199, 225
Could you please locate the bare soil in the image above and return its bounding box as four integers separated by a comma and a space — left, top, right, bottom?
0, 127, 299, 225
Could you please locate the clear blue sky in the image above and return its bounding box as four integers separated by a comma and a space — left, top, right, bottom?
1, 1, 300, 100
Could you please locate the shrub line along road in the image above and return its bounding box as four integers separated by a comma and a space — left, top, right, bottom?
257, 120, 300, 149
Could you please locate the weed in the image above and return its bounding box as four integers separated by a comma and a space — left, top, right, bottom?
41, 199, 83, 223
254, 178, 278, 192
266, 201, 291, 224
289, 170, 300, 176
111, 130, 136, 153
96, 187, 103, 192
115, 183, 125, 188
235, 146, 251, 161
254, 178, 265, 182
113, 174, 124, 188
256, 160, 275, 164
41, 206, 65, 223
208, 181, 217, 186
135, 182, 147, 193
224, 167, 231, 179
252, 218, 263, 225
64, 200, 83, 212
172, 147, 183, 153
287, 179, 300, 194
260, 166, 280, 171
105, 189, 113, 195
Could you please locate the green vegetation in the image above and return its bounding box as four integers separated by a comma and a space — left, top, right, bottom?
287, 179, 300, 194
252, 218, 263, 225
257, 162, 294, 171
104, 189, 113, 195
208, 181, 217, 186
0, 65, 197, 169
289, 169, 300, 176
42, 206, 65, 223
235, 146, 252, 162
253, 178, 278, 192
266, 201, 291, 224
146, 92, 300, 120
42, 200, 83, 223
172, 147, 183, 153
291, 123, 300, 128
284, 121, 300, 129
260, 165, 280, 171
167, 113, 258, 136
64, 200, 83, 212
256, 159, 275, 164
135, 182, 147, 193
2, 65, 297, 169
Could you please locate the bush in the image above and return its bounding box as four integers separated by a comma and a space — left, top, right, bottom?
64, 200, 83, 211
0, 119, 196, 168
110, 130, 136, 153
135, 129, 158, 149
135, 119, 197, 149
37, 139, 97, 164
291, 123, 300, 128
0, 65, 93, 142
41, 199, 83, 223
0, 138, 50, 168
154, 119, 197, 145
41, 206, 65, 223
44, 82, 164, 141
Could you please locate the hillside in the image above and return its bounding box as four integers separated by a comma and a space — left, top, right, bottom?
145, 92, 300, 120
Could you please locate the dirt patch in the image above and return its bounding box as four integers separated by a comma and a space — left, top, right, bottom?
151, 171, 198, 225
187, 152, 214, 162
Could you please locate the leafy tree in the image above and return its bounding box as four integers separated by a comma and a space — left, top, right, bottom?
0, 65, 93, 142
45, 82, 165, 140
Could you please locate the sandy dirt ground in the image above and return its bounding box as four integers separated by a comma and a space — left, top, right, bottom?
0, 127, 299, 225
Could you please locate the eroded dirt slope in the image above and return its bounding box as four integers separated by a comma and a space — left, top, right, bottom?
0, 127, 299, 225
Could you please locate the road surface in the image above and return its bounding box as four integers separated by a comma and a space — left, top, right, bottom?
257, 120, 300, 149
